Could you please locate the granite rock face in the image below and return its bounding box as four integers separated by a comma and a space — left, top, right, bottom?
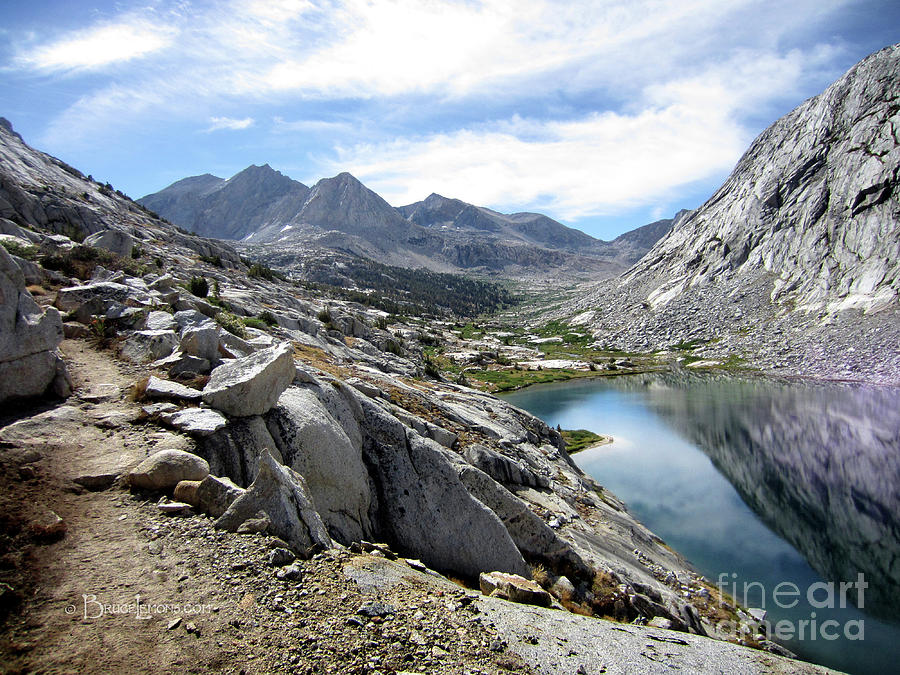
215, 450, 332, 557
202, 342, 295, 416
635, 44, 899, 313
567, 44, 900, 382
0, 244, 67, 403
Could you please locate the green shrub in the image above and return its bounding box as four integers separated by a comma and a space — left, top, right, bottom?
317, 308, 332, 324
258, 310, 278, 326
0, 240, 38, 260
200, 254, 223, 267
214, 311, 246, 338
242, 317, 268, 330
384, 339, 403, 356
131, 245, 143, 259
187, 276, 209, 298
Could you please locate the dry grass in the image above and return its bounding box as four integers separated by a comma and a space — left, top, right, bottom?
529, 563, 551, 589
560, 599, 593, 616
129, 376, 150, 402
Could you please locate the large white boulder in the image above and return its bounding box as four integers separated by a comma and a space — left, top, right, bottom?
180, 325, 219, 362
202, 342, 295, 416
83, 228, 134, 258
128, 448, 210, 490
0, 244, 66, 403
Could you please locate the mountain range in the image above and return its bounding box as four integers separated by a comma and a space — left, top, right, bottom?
140, 167, 675, 281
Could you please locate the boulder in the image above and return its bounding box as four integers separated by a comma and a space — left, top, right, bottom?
218, 330, 256, 358
128, 449, 210, 490
173, 479, 202, 505
180, 325, 220, 362
119, 330, 179, 363
268, 548, 296, 567
215, 450, 332, 556
202, 342, 295, 416
550, 575, 576, 600
83, 228, 134, 258
479, 571, 552, 607
145, 310, 177, 331
144, 375, 202, 402
158, 407, 228, 437
265, 385, 371, 544
197, 474, 245, 517
464, 443, 549, 489
149, 274, 176, 292
173, 309, 213, 330
0, 244, 66, 403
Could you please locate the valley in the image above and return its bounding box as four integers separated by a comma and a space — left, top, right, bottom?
0, 39, 897, 675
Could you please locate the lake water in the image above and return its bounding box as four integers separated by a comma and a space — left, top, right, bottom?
501, 373, 900, 675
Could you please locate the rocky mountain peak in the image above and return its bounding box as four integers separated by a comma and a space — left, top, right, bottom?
563, 43, 900, 383
628, 43, 899, 314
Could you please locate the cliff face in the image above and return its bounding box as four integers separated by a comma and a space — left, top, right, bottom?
631, 44, 899, 314
566, 45, 900, 383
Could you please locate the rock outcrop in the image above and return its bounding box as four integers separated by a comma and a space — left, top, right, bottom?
566, 44, 900, 383
201, 342, 295, 416
215, 450, 332, 556
0, 244, 67, 403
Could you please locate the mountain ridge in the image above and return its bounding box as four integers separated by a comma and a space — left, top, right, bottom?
562, 43, 900, 383
140, 168, 672, 281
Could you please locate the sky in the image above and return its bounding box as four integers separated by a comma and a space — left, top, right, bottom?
1, 1, 897, 240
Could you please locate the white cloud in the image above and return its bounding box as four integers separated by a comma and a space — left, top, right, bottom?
19, 19, 176, 71
272, 116, 354, 134
14, 0, 863, 217
206, 116, 255, 132
332, 106, 746, 219
323, 45, 844, 219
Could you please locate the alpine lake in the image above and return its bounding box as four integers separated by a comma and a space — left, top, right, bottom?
501, 372, 900, 675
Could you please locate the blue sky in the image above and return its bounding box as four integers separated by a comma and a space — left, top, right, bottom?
1, 1, 897, 240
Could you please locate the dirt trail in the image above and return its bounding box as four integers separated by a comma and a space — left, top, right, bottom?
0, 340, 526, 674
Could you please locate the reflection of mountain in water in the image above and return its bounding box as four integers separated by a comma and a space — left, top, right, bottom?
615, 373, 900, 619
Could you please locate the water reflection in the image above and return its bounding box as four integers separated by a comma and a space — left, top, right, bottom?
614, 372, 900, 620
501, 373, 900, 674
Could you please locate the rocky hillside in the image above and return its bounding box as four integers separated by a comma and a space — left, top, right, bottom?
0, 117, 820, 670
141, 169, 672, 282
566, 44, 900, 383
